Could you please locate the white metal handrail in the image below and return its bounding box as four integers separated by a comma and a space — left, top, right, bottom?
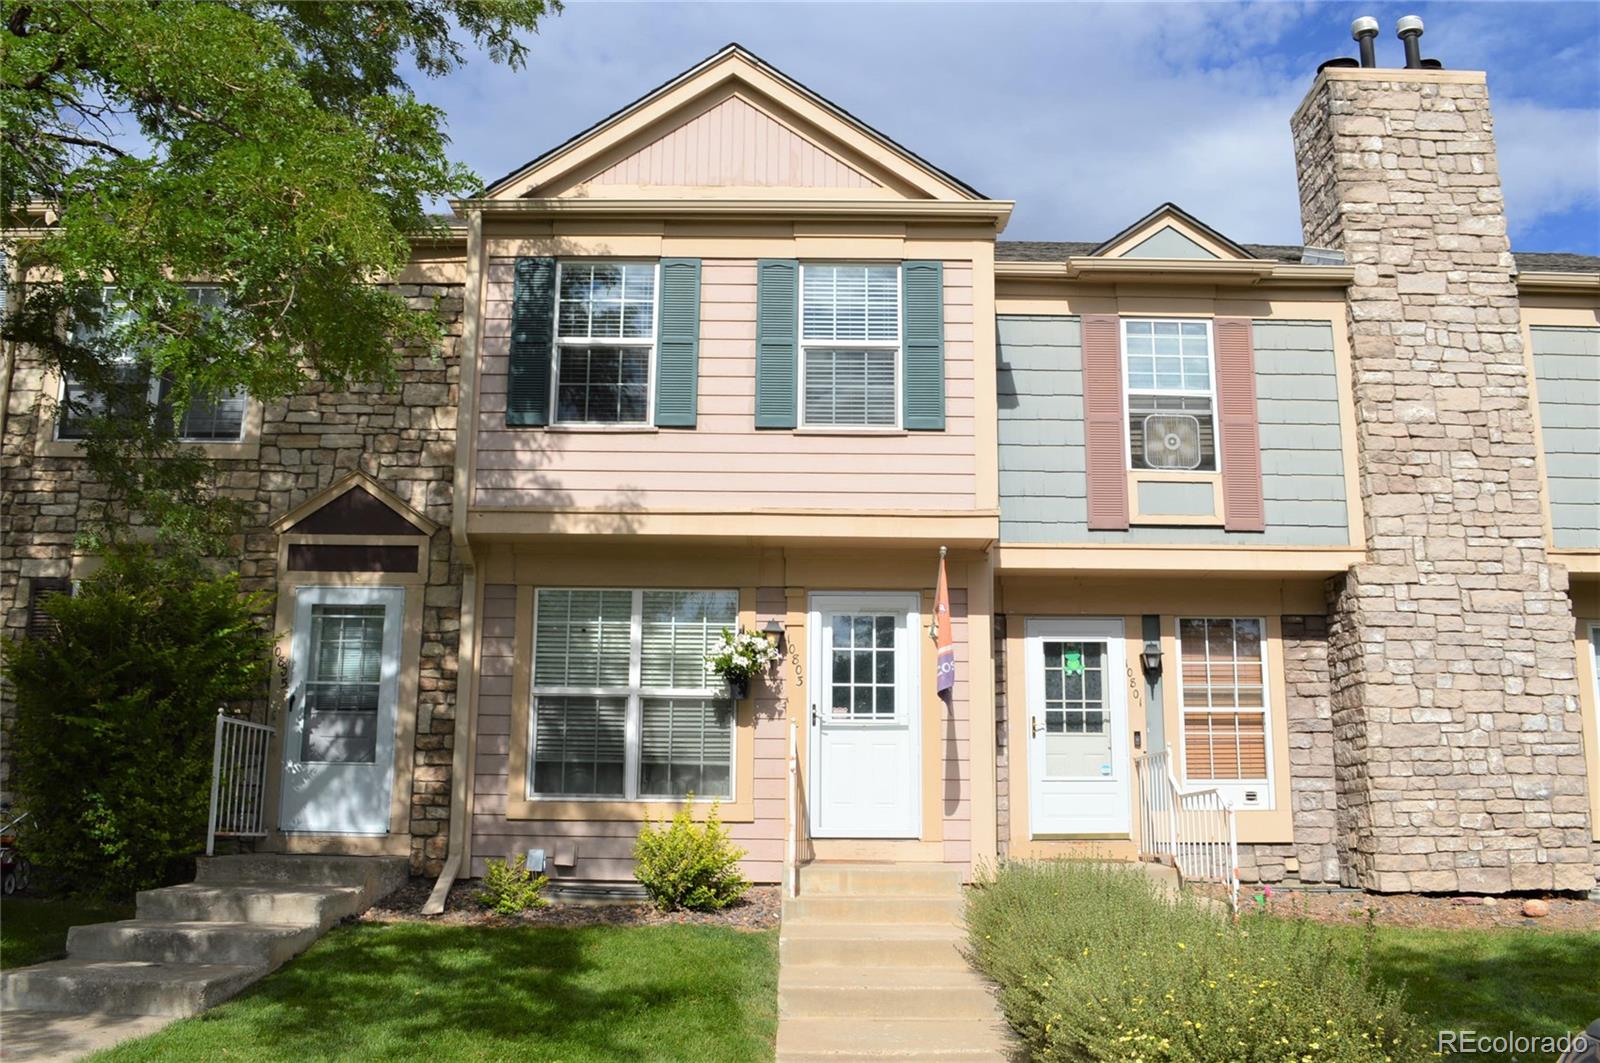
206, 712, 274, 855
784, 717, 799, 899
1136, 749, 1240, 911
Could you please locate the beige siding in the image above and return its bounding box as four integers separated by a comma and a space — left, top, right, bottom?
589, 95, 877, 189
470, 583, 788, 883
474, 259, 979, 510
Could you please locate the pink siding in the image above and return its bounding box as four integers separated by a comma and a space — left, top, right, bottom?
1215, 317, 1266, 532
1081, 313, 1129, 531
469, 584, 976, 883
589, 96, 878, 189
470, 584, 789, 883
474, 259, 979, 511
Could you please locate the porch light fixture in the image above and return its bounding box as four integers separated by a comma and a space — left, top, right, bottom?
762, 618, 787, 654
1139, 641, 1163, 678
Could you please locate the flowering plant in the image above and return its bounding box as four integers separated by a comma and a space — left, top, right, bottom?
705, 626, 781, 683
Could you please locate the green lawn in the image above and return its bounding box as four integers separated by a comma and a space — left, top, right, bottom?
88, 921, 779, 1063
0, 897, 134, 970
1342, 924, 1600, 1058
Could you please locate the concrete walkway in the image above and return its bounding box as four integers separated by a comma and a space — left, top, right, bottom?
775, 863, 1017, 1062
1, 855, 406, 1061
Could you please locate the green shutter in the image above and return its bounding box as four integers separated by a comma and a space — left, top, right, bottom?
654, 258, 701, 427
901, 260, 945, 430
754, 259, 799, 429
506, 256, 556, 426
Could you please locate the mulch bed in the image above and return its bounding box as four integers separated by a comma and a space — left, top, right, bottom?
360, 876, 780, 931
1207, 884, 1600, 932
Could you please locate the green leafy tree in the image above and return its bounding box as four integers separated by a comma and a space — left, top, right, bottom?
2, 548, 276, 898
1, 0, 557, 552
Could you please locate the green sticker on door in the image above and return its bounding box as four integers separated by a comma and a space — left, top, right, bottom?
1063, 651, 1084, 675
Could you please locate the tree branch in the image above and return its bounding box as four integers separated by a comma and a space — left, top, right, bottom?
39, 130, 128, 157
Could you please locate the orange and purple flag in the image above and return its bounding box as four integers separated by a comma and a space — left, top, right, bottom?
933, 548, 955, 703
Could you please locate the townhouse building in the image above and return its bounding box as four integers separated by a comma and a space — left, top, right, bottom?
3, 40, 1597, 899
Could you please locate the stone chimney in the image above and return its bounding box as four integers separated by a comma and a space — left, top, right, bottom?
1290, 53, 1594, 892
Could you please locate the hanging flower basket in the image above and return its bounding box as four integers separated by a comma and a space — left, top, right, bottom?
706, 627, 781, 701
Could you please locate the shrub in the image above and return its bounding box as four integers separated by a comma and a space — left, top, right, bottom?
475, 854, 550, 914
1, 549, 273, 899
966, 861, 1428, 1063
633, 799, 750, 912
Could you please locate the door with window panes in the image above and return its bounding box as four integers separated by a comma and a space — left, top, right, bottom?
1025, 618, 1130, 836
279, 586, 404, 834
808, 593, 921, 838
530, 590, 737, 802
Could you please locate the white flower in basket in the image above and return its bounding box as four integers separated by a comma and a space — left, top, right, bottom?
706, 626, 781, 699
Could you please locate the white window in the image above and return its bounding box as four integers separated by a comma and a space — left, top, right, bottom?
553, 262, 657, 425
58, 286, 247, 442
531, 588, 738, 800
1123, 319, 1216, 472
1177, 618, 1271, 803
801, 264, 900, 428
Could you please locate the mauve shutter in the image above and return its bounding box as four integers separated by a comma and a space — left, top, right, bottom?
506, 256, 556, 427
901, 260, 945, 430
1081, 314, 1130, 530
654, 258, 701, 427
754, 259, 799, 429
1214, 317, 1266, 532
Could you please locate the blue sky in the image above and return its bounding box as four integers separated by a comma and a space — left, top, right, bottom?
413, 1, 1600, 254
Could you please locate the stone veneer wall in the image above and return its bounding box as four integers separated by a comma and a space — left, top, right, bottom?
0, 280, 466, 876
1292, 70, 1593, 892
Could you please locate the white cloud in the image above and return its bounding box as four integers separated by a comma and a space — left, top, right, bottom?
412, 2, 1597, 250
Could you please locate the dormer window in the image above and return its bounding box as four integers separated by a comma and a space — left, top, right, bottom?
1123, 318, 1217, 472
554, 262, 657, 425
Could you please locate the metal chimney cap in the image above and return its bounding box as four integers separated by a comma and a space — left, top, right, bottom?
1351, 16, 1379, 38
1397, 14, 1424, 35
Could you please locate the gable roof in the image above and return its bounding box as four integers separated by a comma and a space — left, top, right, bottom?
1091, 202, 1254, 259
481, 43, 986, 202
272, 470, 439, 536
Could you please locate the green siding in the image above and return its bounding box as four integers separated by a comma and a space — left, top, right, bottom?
1531, 326, 1600, 549
998, 316, 1351, 545
654, 258, 701, 427
754, 259, 798, 429
901, 260, 945, 430
506, 257, 556, 427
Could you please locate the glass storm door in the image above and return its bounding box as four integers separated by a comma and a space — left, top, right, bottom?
279, 586, 404, 834
807, 593, 921, 838
1025, 618, 1131, 836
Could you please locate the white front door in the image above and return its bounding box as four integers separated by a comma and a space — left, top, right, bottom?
1026, 618, 1131, 837
279, 586, 404, 834
808, 593, 921, 838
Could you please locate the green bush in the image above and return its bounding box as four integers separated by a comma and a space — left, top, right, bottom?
966, 861, 1428, 1063
1, 549, 273, 899
475, 854, 550, 914
633, 799, 750, 912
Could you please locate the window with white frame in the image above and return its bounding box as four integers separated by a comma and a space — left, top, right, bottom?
1124, 319, 1216, 472
554, 262, 656, 425
58, 286, 248, 442
531, 588, 738, 800
801, 264, 900, 428
1178, 618, 1268, 787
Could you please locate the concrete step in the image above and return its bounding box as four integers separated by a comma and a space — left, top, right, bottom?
195, 855, 408, 905
775, 1017, 1014, 1060
780, 922, 967, 968
68, 920, 319, 967
797, 862, 966, 898
136, 883, 362, 929
783, 893, 964, 925
780, 966, 997, 1020
0, 959, 265, 1018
